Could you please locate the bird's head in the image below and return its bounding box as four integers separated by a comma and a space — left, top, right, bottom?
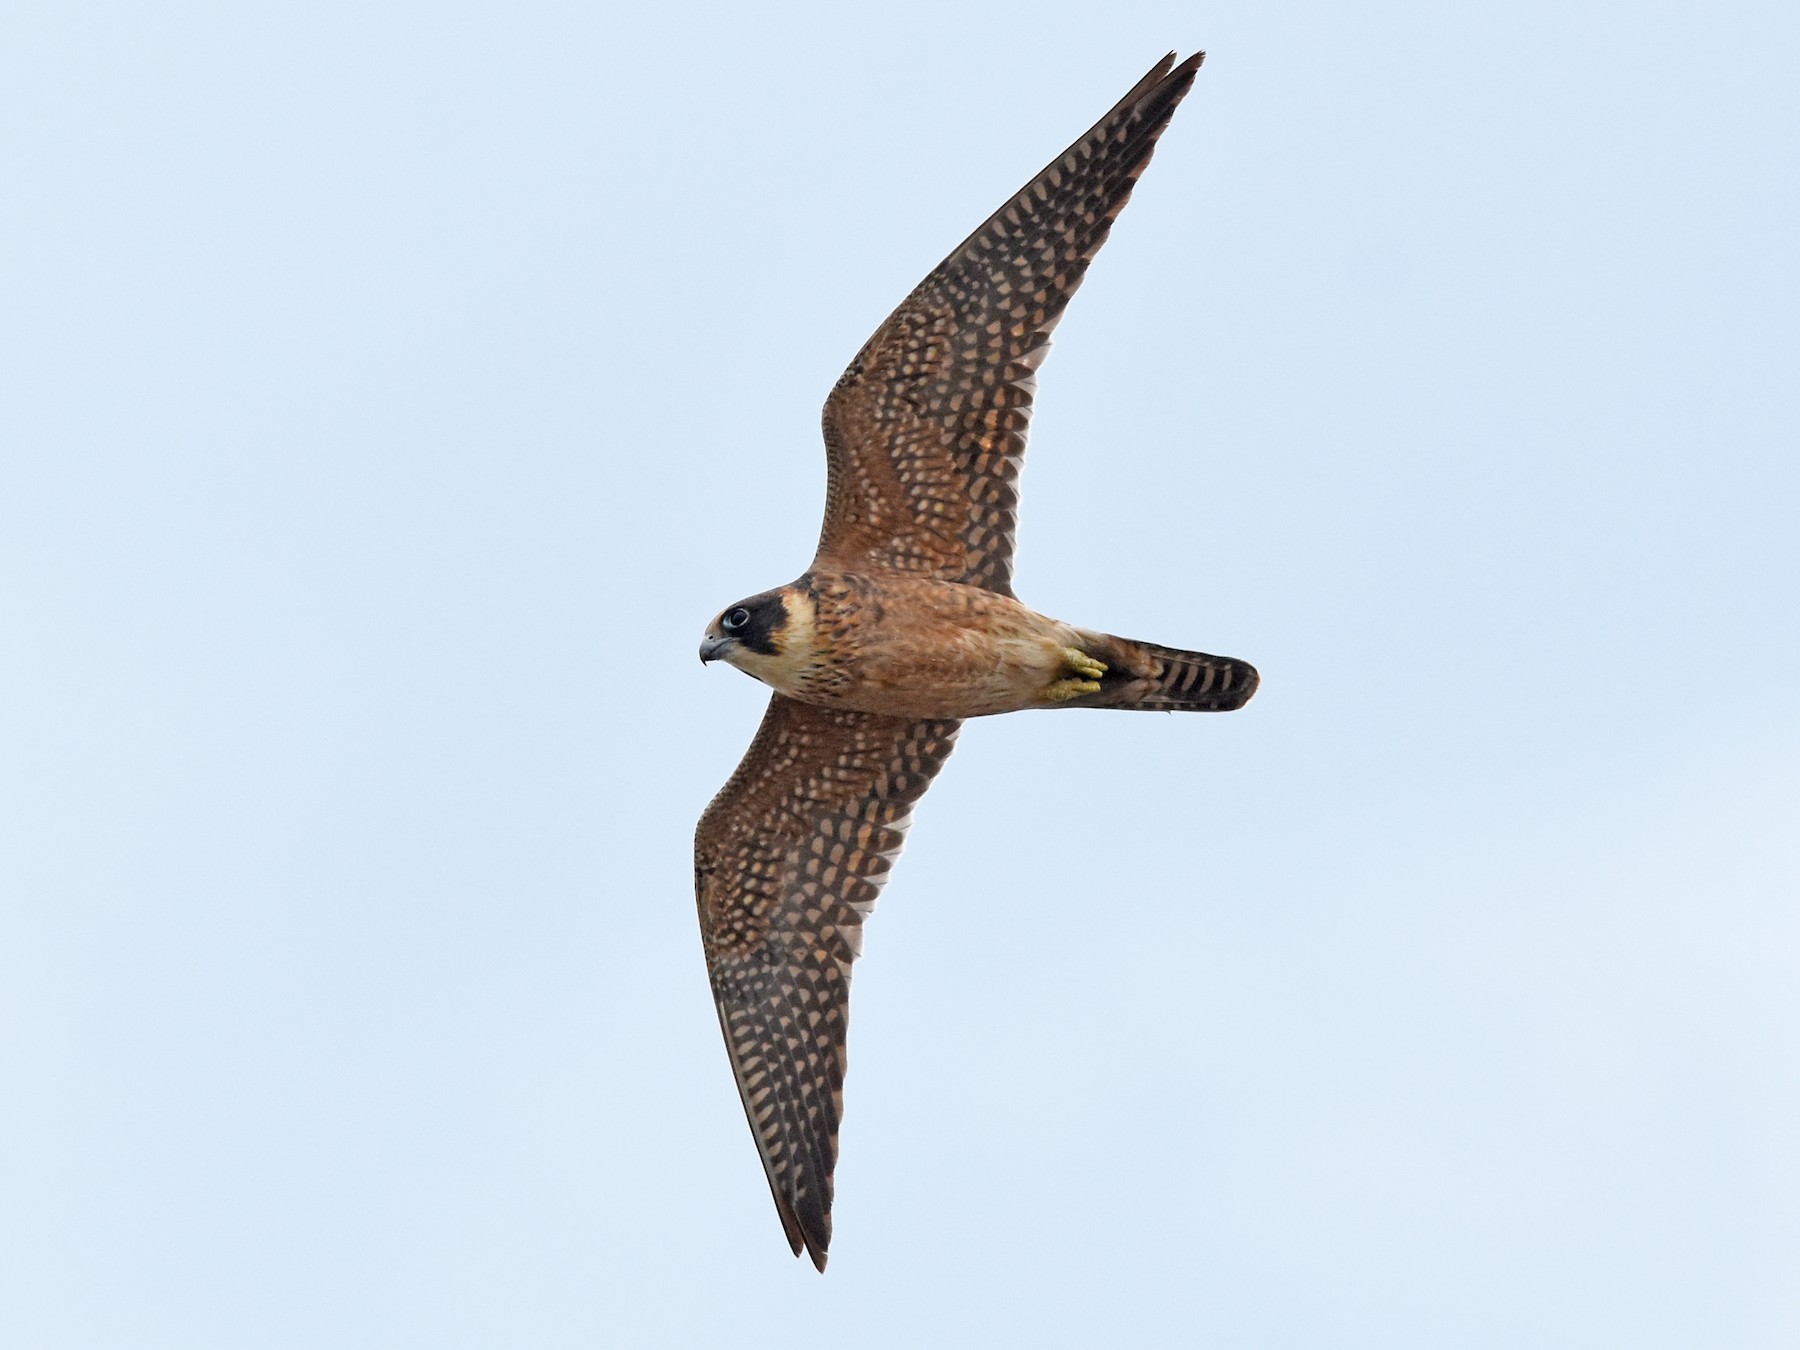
699, 586, 814, 688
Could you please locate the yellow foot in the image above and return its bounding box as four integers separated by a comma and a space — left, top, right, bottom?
1041, 648, 1107, 701
1060, 647, 1108, 680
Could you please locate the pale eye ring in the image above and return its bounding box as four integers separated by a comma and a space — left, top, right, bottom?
723, 607, 751, 632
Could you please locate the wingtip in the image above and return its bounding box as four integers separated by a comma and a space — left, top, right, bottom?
769, 1180, 807, 1257
1235, 662, 1261, 707
772, 1176, 833, 1271
1109, 51, 1205, 132
795, 1192, 833, 1272
787, 1204, 830, 1271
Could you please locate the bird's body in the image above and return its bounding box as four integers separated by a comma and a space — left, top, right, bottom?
715, 571, 1085, 719
709, 570, 1255, 719
694, 52, 1257, 1269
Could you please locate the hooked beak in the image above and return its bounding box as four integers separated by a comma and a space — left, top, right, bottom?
699, 635, 735, 665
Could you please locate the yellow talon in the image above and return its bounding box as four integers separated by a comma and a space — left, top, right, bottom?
1061, 647, 1107, 680
1042, 676, 1103, 702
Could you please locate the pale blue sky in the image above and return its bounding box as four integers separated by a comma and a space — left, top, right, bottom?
3, 2, 1796, 1345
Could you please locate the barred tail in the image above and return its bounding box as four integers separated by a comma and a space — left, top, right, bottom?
1079, 633, 1259, 712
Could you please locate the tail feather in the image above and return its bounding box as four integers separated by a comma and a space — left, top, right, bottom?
1078, 634, 1258, 712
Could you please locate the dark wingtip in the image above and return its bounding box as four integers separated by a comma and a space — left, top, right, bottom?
1111, 51, 1205, 150
1234, 662, 1261, 707
768, 1180, 806, 1259
1168, 51, 1205, 95
793, 1188, 832, 1272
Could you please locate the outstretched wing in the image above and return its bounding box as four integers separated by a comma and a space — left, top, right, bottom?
695, 695, 960, 1270
816, 52, 1204, 596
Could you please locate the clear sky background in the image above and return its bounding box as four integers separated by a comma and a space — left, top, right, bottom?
3, 2, 1796, 1345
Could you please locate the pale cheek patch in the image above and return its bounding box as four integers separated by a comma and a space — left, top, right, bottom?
735, 591, 821, 694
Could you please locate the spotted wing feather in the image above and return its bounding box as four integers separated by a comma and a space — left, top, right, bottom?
817, 52, 1204, 595
695, 694, 960, 1269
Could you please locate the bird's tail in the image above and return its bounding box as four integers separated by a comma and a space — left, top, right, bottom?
1074, 632, 1259, 712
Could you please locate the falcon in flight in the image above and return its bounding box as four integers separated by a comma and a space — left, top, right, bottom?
695, 52, 1257, 1269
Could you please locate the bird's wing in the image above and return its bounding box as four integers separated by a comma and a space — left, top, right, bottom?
816, 52, 1204, 596
695, 694, 960, 1270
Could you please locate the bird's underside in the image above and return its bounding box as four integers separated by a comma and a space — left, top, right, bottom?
711, 568, 1258, 721
693, 51, 1257, 1270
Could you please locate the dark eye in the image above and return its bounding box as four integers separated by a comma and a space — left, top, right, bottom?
723, 607, 751, 632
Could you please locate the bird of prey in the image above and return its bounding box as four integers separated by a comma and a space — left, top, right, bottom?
695, 52, 1256, 1270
